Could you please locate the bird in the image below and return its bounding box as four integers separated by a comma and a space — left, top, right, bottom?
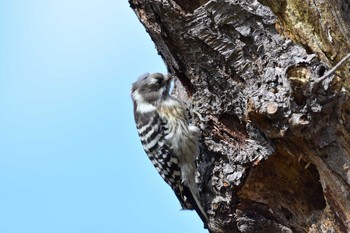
131, 72, 208, 227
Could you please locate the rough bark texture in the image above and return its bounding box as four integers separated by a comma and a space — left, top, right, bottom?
129, 0, 350, 232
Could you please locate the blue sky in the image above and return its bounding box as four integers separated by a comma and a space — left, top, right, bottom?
0, 1, 207, 232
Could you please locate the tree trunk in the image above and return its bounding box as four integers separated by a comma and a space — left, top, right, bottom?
129, 0, 350, 232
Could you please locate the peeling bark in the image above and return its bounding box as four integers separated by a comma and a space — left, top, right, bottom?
129, 0, 350, 232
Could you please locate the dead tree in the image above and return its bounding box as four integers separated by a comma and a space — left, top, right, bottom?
129, 0, 350, 232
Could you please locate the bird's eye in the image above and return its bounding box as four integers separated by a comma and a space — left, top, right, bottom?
155, 77, 163, 85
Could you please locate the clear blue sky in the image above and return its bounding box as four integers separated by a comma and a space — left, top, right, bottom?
0, 1, 207, 232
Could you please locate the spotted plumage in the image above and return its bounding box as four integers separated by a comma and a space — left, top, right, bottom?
131, 73, 208, 224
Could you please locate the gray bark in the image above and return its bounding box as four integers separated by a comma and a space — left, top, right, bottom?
129, 0, 350, 232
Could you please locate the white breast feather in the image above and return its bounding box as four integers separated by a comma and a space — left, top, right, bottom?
162, 97, 179, 107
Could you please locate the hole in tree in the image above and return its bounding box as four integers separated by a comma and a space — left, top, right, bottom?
237, 147, 326, 232
316, 64, 327, 77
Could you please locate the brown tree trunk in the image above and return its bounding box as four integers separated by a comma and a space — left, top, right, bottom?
129, 0, 350, 232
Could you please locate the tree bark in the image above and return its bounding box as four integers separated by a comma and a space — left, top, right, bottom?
129, 0, 350, 232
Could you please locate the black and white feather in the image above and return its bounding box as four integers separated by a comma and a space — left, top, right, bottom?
131, 73, 208, 225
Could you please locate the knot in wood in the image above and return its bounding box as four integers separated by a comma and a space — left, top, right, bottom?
289, 113, 310, 136
266, 101, 279, 116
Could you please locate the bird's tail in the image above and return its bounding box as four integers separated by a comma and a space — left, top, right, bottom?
182, 185, 209, 230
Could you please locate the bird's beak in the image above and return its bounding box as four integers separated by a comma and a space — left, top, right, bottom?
165, 74, 174, 83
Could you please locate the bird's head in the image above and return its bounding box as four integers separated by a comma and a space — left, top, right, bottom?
131, 73, 173, 104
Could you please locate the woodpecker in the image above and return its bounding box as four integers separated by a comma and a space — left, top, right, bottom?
131, 73, 208, 226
